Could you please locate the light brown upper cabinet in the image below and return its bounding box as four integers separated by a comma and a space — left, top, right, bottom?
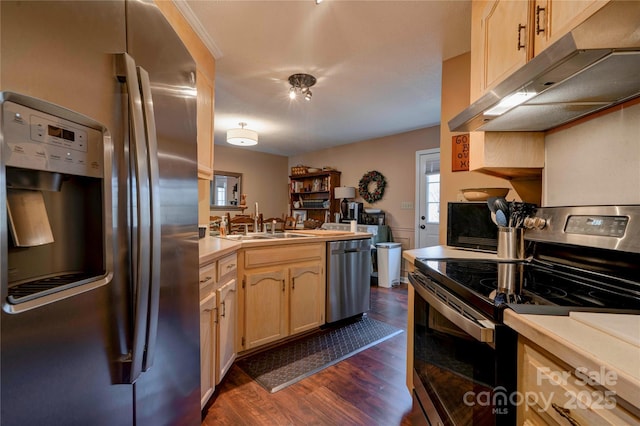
532, 0, 610, 56
467, 0, 608, 187
476, 0, 530, 99
472, 0, 609, 101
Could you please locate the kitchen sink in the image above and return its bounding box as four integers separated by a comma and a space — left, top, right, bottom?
267, 232, 310, 238
221, 232, 311, 241
221, 234, 274, 241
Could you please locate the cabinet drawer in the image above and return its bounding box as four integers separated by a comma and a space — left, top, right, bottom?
520, 342, 638, 425
217, 253, 237, 283
199, 261, 216, 300
244, 243, 323, 269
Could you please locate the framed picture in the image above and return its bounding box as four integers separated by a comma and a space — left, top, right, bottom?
292, 209, 307, 224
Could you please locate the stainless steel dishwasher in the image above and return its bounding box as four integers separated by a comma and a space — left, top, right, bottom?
326, 239, 372, 323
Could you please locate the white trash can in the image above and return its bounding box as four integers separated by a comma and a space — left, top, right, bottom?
376, 242, 402, 288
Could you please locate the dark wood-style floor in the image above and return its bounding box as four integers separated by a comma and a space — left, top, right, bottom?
202, 283, 422, 425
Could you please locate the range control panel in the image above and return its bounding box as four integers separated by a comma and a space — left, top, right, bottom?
526, 205, 639, 254
2, 101, 103, 178
565, 215, 628, 238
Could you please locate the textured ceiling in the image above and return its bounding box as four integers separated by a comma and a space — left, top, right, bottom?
179, 0, 471, 156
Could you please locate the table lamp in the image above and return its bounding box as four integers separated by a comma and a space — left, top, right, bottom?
334, 186, 356, 220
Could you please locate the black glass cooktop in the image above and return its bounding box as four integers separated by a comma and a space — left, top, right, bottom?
414, 258, 640, 320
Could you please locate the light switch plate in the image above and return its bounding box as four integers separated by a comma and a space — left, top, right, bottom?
401, 201, 414, 209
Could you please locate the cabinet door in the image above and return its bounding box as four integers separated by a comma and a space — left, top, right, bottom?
217, 278, 237, 384
481, 0, 530, 93
244, 269, 287, 349
289, 264, 325, 335
518, 340, 639, 425
533, 0, 609, 55
199, 291, 216, 408
196, 69, 214, 180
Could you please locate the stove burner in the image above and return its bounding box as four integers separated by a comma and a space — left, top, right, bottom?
523, 281, 569, 301
478, 278, 497, 292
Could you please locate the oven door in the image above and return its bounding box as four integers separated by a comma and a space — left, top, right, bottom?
409, 271, 516, 426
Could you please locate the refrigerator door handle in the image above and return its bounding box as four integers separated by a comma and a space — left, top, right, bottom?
116, 53, 152, 384
137, 66, 161, 372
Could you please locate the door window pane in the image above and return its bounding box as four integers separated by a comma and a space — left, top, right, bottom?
426, 173, 440, 223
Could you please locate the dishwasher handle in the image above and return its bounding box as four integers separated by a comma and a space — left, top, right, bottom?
343, 248, 363, 253
329, 239, 372, 255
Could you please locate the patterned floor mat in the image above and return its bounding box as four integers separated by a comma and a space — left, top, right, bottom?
236, 315, 403, 393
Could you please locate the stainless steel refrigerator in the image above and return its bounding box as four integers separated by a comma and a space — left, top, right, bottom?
0, 1, 201, 424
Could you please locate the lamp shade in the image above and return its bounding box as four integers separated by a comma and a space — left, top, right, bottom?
227, 123, 258, 146
334, 186, 355, 199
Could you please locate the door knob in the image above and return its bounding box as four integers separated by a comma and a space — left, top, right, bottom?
420, 225, 426, 229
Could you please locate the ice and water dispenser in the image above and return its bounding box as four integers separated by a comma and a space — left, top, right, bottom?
1, 94, 110, 313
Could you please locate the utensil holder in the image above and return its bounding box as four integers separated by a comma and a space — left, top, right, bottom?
497, 227, 524, 259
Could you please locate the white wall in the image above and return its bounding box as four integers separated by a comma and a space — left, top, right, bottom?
544, 102, 640, 206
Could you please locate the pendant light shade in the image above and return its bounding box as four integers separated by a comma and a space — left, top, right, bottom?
227, 122, 258, 146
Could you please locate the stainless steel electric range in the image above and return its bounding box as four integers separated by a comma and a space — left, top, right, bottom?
408, 205, 640, 426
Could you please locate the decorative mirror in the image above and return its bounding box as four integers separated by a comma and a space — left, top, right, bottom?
210, 171, 242, 210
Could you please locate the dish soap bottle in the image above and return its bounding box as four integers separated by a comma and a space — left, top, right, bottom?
219, 217, 227, 237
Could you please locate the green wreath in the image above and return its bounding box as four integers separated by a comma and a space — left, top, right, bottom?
358, 170, 386, 204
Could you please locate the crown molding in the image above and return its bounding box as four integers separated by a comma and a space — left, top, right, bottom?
171, 0, 224, 59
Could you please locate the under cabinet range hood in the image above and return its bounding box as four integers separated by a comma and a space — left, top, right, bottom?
449, 1, 640, 132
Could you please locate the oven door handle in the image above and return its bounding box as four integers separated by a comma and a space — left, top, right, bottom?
414, 280, 495, 343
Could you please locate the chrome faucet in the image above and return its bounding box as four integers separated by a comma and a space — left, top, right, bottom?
254, 202, 259, 232
271, 219, 276, 235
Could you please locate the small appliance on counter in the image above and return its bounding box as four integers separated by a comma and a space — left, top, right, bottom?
361, 209, 385, 225
446, 202, 498, 251
341, 201, 363, 223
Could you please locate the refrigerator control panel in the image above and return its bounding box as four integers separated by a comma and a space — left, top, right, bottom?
2, 101, 103, 178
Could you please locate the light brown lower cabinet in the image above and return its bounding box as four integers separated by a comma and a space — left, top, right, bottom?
199, 291, 216, 408
517, 338, 640, 425
216, 277, 237, 382
199, 252, 237, 408
239, 243, 326, 352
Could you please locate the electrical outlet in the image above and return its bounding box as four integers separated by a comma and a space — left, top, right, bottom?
401, 201, 414, 209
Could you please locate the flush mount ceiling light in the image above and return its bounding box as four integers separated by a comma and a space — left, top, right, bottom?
226, 122, 258, 146
288, 73, 316, 101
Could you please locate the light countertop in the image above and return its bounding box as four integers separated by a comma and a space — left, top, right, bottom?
199, 231, 372, 266
504, 310, 640, 409
199, 236, 241, 265
403, 245, 499, 264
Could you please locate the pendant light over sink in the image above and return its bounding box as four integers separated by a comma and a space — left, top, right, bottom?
227, 122, 258, 146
